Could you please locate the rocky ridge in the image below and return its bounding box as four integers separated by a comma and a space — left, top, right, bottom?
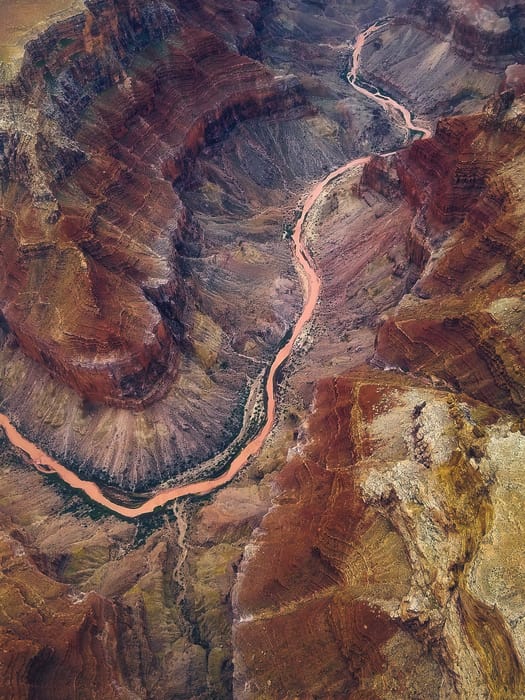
0, 0, 301, 408
1, 0, 525, 698
230, 76, 525, 700
374, 90, 525, 413
409, 0, 525, 65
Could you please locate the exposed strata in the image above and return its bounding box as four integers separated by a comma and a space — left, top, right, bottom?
1, 0, 516, 489
232, 370, 525, 698
0, 0, 85, 79
1, 0, 525, 698
409, 0, 525, 64
355, 0, 524, 122
0, 0, 302, 408
358, 21, 502, 118
0, 431, 213, 699
374, 91, 525, 413
231, 91, 525, 698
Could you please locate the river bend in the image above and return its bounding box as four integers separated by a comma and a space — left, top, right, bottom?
0, 21, 430, 517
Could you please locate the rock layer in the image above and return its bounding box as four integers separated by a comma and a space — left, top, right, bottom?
0, 0, 304, 408
232, 371, 524, 698
2, 1, 525, 698
375, 91, 525, 413
409, 0, 525, 65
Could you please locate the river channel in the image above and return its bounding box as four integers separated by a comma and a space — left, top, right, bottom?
0, 21, 430, 517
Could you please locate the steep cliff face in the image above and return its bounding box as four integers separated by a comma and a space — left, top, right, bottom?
0, 0, 303, 408
0, 0, 318, 485
231, 93, 525, 698
375, 92, 525, 413
233, 370, 525, 699
409, 0, 525, 64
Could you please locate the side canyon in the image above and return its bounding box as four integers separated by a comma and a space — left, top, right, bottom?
1, 0, 525, 698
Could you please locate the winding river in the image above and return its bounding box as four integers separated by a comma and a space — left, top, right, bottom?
0, 21, 430, 518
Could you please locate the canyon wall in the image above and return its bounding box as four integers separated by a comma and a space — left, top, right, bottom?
0, 0, 303, 408
375, 90, 525, 413
231, 87, 525, 697
1, 0, 525, 698
409, 0, 525, 64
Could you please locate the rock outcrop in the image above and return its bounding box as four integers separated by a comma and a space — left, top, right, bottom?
2, 0, 525, 698
0, 430, 215, 699
375, 91, 525, 413
409, 0, 525, 64
233, 370, 525, 698
0, 0, 303, 408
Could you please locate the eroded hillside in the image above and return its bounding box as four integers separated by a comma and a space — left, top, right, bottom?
1, 0, 525, 698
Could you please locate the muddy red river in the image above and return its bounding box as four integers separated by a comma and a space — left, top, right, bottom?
0, 22, 430, 517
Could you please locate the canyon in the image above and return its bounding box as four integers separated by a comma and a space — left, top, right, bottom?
1, 0, 525, 698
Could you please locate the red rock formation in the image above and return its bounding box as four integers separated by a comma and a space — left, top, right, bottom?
233, 374, 409, 697
0, 523, 141, 699
0, 433, 213, 699
232, 370, 515, 697
374, 92, 525, 412
0, 0, 302, 407
231, 329, 525, 699
408, 0, 525, 65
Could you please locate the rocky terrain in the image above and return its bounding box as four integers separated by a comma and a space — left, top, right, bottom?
0, 0, 306, 487
231, 85, 525, 698
1, 0, 525, 698
1, 0, 518, 491
0, 0, 413, 489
